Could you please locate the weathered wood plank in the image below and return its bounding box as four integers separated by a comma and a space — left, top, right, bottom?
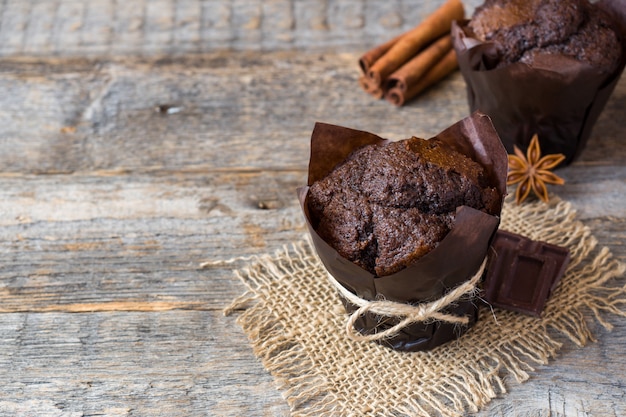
0, 313, 624, 417
0, 171, 306, 312
0, 52, 624, 175
0, 311, 290, 416
0, 0, 485, 58
0, 52, 473, 174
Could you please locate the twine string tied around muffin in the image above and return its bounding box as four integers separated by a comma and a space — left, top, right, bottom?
326, 258, 487, 342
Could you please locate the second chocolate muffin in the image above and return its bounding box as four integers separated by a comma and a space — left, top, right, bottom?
453, 0, 626, 164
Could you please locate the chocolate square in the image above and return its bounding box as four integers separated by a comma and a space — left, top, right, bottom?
482, 230, 570, 317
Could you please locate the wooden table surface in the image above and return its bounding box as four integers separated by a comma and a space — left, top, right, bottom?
1, 1, 625, 416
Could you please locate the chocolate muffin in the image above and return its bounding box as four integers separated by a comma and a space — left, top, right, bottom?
307, 136, 500, 277
468, 0, 622, 71
299, 115, 507, 352
452, 0, 626, 164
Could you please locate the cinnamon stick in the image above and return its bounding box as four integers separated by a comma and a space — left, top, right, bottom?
358, 33, 404, 75
385, 49, 458, 106
384, 35, 453, 93
366, 0, 464, 87
358, 75, 385, 99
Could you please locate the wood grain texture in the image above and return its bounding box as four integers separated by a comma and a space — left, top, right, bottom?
0, 0, 484, 57
0, 311, 291, 416
0, 53, 474, 174
0, 0, 625, 415
0, 171, 306, 312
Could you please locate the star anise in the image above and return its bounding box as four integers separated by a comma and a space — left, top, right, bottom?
507, 134, 565, 204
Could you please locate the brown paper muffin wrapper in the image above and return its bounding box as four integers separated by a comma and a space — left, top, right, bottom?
451, 0, 626, 164
297, 112, 508, 352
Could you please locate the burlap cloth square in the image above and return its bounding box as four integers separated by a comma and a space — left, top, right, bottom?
222, 197, 626, 417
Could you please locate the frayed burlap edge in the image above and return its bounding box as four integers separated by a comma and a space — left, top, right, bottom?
220, 197, 626, 417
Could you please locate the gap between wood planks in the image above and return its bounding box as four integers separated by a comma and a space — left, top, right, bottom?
0, 167, 307, 178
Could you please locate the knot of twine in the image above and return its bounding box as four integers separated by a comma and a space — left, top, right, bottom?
327, 258, 487, 342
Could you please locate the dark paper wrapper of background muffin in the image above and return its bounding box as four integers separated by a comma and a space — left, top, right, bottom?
297, 112, 508, 352
452, 0, 626, 164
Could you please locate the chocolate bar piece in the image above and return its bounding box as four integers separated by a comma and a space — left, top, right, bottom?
482, 230, 570, 316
